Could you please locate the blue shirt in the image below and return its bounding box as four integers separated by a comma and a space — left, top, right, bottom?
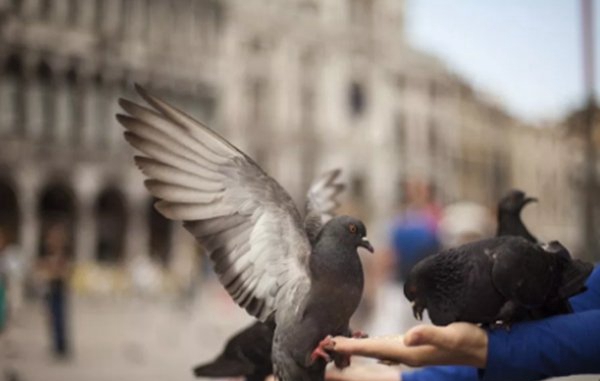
403, 265, 600, 381
390, 212, 440, 282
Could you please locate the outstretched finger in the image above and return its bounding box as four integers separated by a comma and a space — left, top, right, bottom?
326, 336, 407, 361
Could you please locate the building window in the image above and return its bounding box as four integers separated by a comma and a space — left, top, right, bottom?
65, 69, 83, 145
0, 77, 17, 136
349, 82, 366, 118
94, 0, 104, 31
38, 183, 76, 259
96, 86, 111, 148
349, 0, 373, 28
0, 181, 20, 245
351, 175, 365, 199
67, 0, 79, 25
95, 188, 127, 264
39, 0, 53, 20
395, 113, 406, 147
10, 0, 23, 14
192, 0, 223, 54
428, 118, 438, 154
429, 80, 438, 103
4, 55, 25, 136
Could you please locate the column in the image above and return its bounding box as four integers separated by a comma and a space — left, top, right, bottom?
73, 165, 99, 263
18, 166, 40, 272
124, 196, 149, 263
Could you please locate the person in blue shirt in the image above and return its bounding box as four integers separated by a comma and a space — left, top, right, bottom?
326, 264, 600, 381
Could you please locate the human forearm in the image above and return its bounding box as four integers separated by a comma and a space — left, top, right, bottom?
328, 323, 487, 368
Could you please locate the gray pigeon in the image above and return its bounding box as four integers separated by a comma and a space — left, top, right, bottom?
496, 189, 538, 242
193, 169, 346, 381
117, 85, 373, 381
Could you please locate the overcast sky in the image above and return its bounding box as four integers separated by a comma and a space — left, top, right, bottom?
406, 0, 600, 122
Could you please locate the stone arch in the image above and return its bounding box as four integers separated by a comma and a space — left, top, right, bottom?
36, 59, 53, 82
94, 187, 127, 264
0, 178, 20, 246
147, 199, 173, 267
37, 182, 76, 258
4, 53, 24, 76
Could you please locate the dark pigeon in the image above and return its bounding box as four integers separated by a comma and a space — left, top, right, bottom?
193, 170, 346, 381
193, 321, 274, 381
117, 85, 373, 381
496, 189, 538, 242
404, 236, 593, 326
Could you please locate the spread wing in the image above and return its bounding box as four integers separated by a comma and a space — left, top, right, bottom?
117, 85, 311, 321
303, 169, 345, 243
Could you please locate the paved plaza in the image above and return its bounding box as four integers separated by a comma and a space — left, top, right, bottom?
1, 281, 251, 381
1, 281, 597, 381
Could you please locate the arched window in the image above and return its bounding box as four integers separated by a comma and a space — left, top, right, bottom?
38, 183, 76, 259
147, 199, 173, 267
4, 54, 25, 137
36, 60, 54, 141
349, 82, 366, 118
0, 179, 20, 246
94, 188, 127, 264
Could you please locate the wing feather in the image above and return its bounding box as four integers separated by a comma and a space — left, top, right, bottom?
304, 169, 346, 243
118, 85, 311, 322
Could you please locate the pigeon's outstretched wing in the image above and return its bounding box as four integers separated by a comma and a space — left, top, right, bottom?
117, 85, 312, 321
304, 169, 345, 243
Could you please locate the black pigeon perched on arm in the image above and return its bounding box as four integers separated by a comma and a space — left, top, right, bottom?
192, 169, 346, 381
117, 85, 373, 381
496, 189, 538, 242
404, 236, 593, 326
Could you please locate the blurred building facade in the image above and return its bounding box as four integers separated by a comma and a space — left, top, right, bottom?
0, 0, 581, 294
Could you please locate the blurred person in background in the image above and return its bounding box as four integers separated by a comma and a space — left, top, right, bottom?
37, 222, 73, 359
0, 229, 9, 337
368, 179, 441, 337
388, 180, 441, 282
0, 227, 23, 350
437, 202, 494, 248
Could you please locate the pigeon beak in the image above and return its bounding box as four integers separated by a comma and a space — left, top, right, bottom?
412, 302, 425, 321
359, 237, 374, 253
523, 197, 538, 205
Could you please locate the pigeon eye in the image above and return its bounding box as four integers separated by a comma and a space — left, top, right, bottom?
349, 224, 357, 234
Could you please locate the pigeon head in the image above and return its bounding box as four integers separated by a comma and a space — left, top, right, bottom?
498, 189, 537, 214
321, 215, 374, 253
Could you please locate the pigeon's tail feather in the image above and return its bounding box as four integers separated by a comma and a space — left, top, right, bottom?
557, 259, 594, 300
192, 356, 254, 378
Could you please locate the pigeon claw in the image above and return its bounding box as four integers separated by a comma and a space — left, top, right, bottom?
310, 336, 333, 364
412, 302, 425, 321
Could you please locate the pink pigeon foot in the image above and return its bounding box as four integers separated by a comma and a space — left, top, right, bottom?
310, 336, 333, 364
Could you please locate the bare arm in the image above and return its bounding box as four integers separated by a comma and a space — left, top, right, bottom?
326, 323, 488, 368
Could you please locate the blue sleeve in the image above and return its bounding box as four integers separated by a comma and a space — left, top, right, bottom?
481, 309, 600, 381
402, 366, 477, 381
481, 265, 600, 381
400, 265, 600, 381
570, 264, 600, 312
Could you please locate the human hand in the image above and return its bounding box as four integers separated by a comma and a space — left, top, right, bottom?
326, 363, 402, 381
327, 322, 488, 368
